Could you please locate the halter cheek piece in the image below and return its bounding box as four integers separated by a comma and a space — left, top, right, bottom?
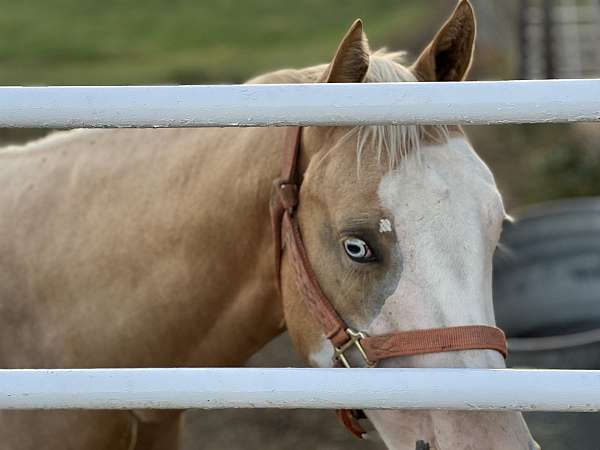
270, 127, 508, 439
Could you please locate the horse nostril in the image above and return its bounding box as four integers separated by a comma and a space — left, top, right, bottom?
416, 441, 431, 450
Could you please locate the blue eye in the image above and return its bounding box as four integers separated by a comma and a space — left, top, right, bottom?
343, 238, 373, 262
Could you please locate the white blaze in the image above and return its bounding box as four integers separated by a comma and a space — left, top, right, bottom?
362, 137, 535, 449
370, 137, 504, 367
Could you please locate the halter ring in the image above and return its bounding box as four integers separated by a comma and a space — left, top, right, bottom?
334, 328, 376, 368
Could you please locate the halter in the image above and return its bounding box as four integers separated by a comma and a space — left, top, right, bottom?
270, 127, 507, 438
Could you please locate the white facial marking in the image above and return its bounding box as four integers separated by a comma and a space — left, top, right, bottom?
308, 338, 334, 367
379, 218, 392, 233
362, 137, 536, 449
371, 137, 505, 367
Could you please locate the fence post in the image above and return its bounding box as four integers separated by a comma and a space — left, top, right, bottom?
543, 0, 556, 78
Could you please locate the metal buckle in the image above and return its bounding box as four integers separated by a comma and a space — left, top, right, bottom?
334, 328, 376, 368
274, 180, 298, 215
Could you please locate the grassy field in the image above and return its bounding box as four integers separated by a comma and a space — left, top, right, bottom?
0, 0, 438, 86
0, 0, 598, 206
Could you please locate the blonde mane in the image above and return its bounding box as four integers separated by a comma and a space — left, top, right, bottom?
250, 49, 448, 169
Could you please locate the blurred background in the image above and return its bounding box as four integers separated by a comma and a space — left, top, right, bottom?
1, 0, 600, 208
1, 0, 599, 448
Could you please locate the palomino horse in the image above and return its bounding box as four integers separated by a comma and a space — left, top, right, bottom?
0, 1, 540, 449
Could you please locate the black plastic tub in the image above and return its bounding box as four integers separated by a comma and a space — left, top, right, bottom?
493, 198, 600, 450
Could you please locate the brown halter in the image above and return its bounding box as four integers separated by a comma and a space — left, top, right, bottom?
270, 126, 507, 438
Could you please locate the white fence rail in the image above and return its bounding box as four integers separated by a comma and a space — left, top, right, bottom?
1, 368, 599, 411
0, 79, 599, 128
1, 79, 600, 414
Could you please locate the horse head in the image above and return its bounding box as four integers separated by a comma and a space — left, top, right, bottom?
278, 2, 540, 449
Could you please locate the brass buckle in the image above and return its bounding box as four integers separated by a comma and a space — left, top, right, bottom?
334, 328, 376, 368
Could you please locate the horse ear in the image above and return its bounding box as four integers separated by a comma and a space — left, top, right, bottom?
321, 19, 370, 83
411, 0, 476, 81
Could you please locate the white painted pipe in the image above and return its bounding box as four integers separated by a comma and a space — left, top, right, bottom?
0, 79, 598, 128
0, 368, 599, 411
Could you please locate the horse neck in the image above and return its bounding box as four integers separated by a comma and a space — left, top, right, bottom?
0, 126, 286, 368
177, 126, 288, 365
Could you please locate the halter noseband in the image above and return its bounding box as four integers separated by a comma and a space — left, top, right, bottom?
270, 127, 507, 437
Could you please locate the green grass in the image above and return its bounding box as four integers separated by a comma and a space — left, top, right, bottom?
0, 0, 434, 85
2, 1, 597, 206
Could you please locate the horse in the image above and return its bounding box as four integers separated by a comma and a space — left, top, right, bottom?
0, 1, 540, 449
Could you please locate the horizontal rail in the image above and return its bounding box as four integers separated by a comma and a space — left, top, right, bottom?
1, 368, 599, 411
508, 328, 600, 351
0, 79, 598, 128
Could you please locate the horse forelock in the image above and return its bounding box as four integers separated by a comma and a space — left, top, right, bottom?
356, 51, 450, 171
251, 50, 450, 172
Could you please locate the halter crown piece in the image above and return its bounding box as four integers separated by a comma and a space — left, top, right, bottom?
270, 127, 508, 439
